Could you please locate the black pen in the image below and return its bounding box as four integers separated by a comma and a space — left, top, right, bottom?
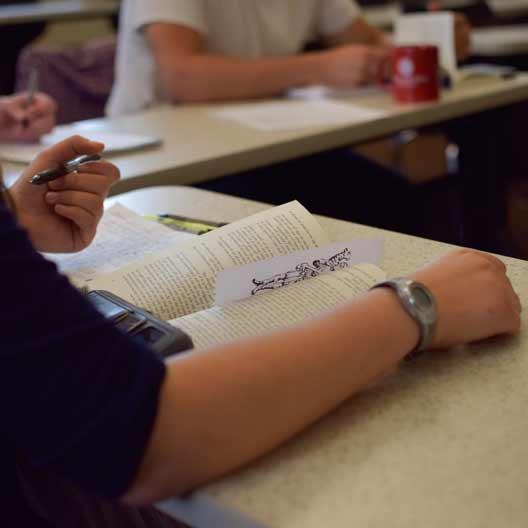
22, 67, 39, 129
30, 154, 102, 185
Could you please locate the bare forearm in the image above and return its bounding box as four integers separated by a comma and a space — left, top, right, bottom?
157, 52, 327, 103
328, 17, 390, 47
147, 20, 395, 102
125, 289, 418, 503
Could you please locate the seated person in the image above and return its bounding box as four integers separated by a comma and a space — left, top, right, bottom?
106, 0, 470, 241
108, 0, 470, 114
0, 91, 56, 142
1, 136, 521, 527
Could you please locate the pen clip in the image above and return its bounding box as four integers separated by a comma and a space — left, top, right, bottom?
64, 154, 101, 173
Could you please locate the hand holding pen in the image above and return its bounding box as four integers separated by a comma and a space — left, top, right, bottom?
0, 89, 57, 143
22, 67, 40, 128
10, 135, 120, 253
30, 154, 102, 185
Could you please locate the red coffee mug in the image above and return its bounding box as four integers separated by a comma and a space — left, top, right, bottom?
391, 45, 440, 103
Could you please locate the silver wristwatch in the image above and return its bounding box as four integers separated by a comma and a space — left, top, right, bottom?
371, 278, 437, 358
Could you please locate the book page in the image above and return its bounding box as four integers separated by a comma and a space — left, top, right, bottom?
173, 264, 385, 349
214, 238, 384, 306
89, 202, 329, 320
45, 204, 194, 287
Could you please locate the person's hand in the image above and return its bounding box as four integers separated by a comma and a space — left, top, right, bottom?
320, 45, 390, 88
0, 92, 57, 142
10, 135, 120, 253
410, 249, 521, 349
427, 3, 472, 61
454, 13, 471, 61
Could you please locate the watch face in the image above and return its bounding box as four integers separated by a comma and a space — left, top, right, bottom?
410, 284, 436, 324
411, 285, 432, 307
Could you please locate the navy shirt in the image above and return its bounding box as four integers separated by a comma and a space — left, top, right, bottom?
0, 201, 167, 526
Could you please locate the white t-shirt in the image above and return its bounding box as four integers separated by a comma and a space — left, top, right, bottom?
107, 0, 361, 116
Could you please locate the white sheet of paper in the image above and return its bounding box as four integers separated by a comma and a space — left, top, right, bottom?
287, 85, 386, 101
45, 204, 194, 285
211, 100, 385, 131
0, 129, 162, 164
214, 238, 384, 306
395, 12, 457, 76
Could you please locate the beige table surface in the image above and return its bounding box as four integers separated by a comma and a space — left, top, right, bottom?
109, 186, 528, 528
13, 73, 526, 197
0, 0, 119, 26
488, 0, 528, 18
472, 25, 528, 56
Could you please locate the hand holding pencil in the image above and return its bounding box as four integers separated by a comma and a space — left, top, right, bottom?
0, 82, 57, 143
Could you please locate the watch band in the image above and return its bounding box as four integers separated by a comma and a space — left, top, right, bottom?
371, 278, 437, 359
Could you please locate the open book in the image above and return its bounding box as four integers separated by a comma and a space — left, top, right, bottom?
86, 201, 386, 350
45, 203, 195, 289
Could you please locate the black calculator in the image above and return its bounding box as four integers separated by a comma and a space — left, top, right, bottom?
87, 290, 194, 359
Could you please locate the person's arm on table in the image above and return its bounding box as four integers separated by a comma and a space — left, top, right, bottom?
124, 250, 521, 504
3, 138, 520, 507
0, 92, 57, 142
144, 0, 470, 103
2, 136, 167, 500
145, 22, 390, 103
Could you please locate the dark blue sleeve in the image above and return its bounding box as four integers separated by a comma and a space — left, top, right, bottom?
0, 203, 167, 498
